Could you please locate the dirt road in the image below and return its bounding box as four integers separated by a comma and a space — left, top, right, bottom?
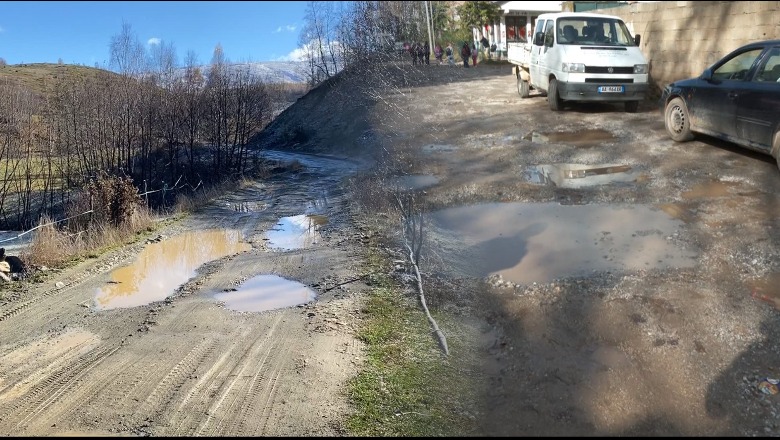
1, 58, 780, 436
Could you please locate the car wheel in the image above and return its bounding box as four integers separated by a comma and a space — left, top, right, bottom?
772, 130, 780, 172
664, 97, 694, 142
548, 78, 562, 111
518, 77, 530, 98
625, 101, 639, 113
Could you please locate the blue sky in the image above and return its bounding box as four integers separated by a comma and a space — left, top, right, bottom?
0, 1, 311, 67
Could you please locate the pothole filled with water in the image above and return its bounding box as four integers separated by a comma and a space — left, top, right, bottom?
387, 174, 439, 191
94, 229, 251, 310
422, 144, 458, 153
524, 129, 616, 147
523, 164, 640, 188
214, 274, 317, 313
427, 202, 697, 285
265, 214, 328, 250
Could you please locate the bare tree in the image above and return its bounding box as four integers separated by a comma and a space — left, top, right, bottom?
300, 1, 344, 85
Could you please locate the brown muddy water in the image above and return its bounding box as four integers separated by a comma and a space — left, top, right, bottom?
265, 214, 328, 250
427, 202, 697, 285
214, 274, 317, 313
94, 229, 251, 310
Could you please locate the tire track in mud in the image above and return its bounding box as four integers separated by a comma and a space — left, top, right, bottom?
0, 343, 122, 434
132, 338, 216, 426
192, 312, 287, 436
158, 312, 281, 435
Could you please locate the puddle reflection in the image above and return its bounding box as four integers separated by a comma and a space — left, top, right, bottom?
524, 164, 638, 188
214, 274, 316, 312
524, 129, 616, 147
94, 230, 251, 310
428, 202, 697, 285
266, 214, 327, 250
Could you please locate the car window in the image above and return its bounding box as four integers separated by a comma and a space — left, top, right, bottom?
755, 47, 780, 82
711, 48, 764, 81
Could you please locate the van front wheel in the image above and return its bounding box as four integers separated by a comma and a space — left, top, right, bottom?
548, 79, 562, 111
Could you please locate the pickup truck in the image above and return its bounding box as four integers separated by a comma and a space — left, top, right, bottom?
507, 12, 649, 112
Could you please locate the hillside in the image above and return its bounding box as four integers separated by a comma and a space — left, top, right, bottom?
0, 63, 118, 98
0, 61, 307, 101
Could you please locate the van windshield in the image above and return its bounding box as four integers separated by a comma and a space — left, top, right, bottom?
556, 17, 635, 46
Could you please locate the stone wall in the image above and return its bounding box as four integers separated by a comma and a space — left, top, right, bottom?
595, 1, 780, 98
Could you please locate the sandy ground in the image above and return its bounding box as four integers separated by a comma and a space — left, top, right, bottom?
1, 57, 780, 436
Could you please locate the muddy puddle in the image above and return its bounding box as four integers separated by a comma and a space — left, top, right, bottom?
387, 174, 439, 191
427, 202, 697, 285
265, 214, 328, 250
214, 274, 317, 313
94, 230, 251, 310
523, 164, 639, 188
524, 129, 616, 147
422, 144, 458, 153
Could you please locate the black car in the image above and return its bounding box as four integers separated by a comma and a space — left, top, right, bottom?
660, 40, 780, 170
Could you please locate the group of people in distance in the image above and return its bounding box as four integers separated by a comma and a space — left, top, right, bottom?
406, 40, 481, 67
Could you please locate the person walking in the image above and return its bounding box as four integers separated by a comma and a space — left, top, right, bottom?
434, 43, 443, 65
471, 42, 478, 67
410, 42, 418, 65
417, 42, 426, 66
423, 41, 430, 65
461, 42, 471, 68
445, 43, 454, 66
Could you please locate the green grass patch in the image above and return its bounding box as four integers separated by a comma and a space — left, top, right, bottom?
346, 248, 480, 436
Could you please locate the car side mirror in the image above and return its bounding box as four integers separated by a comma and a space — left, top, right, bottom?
701, 68, 713, 82
634, 34, 641, 46
534, 32, 545, 46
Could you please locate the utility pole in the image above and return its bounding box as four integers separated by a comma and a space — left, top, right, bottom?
424, 0, 433, 52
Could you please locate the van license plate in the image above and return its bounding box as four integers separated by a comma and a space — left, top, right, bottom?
598, 86, 624, 93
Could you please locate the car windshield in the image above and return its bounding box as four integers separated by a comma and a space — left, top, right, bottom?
557, 17, 635, 46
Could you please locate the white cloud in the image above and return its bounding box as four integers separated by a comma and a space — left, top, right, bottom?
276, 46, 307, 62
275, 39, 341, 62
147, 37, 161, 46
273, 24, 297, 34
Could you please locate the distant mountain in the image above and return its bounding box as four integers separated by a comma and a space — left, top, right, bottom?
213, 61, 308, 84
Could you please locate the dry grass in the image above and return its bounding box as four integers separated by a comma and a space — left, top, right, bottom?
24, 206, 155, 269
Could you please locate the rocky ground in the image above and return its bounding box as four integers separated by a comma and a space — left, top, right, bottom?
1, 56, 780, 436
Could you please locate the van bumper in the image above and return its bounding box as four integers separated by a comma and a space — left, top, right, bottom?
557, 82, 648, 101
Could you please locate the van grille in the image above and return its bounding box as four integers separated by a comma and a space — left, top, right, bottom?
585, 66, 635, 74
585, 78, 634, 83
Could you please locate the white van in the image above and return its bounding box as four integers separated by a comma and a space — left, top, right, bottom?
508, 12, 649, 112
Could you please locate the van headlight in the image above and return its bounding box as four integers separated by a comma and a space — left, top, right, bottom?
562, 63, 585, 73
633, 64, 648, 74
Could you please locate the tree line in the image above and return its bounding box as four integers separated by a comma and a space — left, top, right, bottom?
297, 1, 500, 85
0, 24, 274, 230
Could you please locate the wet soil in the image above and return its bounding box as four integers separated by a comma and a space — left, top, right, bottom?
1, 58, 780, 436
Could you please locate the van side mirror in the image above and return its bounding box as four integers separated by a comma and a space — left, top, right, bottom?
534, 32, 545, 46
634, 34, 641, 46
